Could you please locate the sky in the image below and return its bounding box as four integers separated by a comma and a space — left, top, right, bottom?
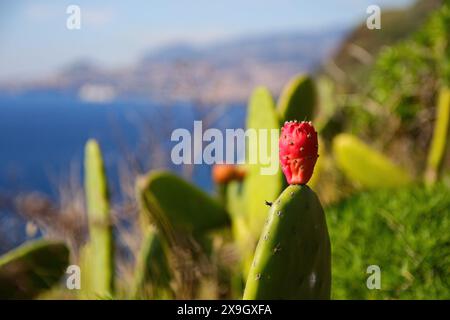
0, 0, 414, 81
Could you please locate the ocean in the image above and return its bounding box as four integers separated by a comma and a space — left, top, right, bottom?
0, 91, 246, 253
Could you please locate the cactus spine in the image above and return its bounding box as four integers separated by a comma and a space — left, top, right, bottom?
84, 139, 114, 297
243, 185, 331, 299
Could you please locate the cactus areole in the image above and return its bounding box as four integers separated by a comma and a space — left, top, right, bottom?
279, 121, 318, 185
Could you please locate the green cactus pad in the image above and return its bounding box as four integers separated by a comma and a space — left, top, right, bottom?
227, 180, 253, 277
426, 88, 450, 184
132, 228, 172, 299
137, 171, 230, 235
308, 135, 324, 189
226, 181, 248, 246
333, 134, 412, 189
245, 87, 284, 238
244, 185, 331, 299
277, 74, 317, 122
0, 240, 69, 299
226, 181, 246, 220
84, 139, 114, 297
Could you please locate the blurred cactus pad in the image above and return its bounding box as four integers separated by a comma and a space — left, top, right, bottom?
82, 139, 115, 298
0, 240, 69, 299
333, 134, 412, 189
277, 74, 317, 122
245, 87, 284, 238
426, 87, 450, 185
137, 171, 230, 236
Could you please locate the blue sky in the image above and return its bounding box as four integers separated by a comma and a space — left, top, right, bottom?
0, 0, 414, 81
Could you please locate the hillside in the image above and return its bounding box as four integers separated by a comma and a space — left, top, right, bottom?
324, 0, 442, 88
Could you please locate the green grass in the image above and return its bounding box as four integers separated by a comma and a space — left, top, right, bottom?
327, 182, 450, 299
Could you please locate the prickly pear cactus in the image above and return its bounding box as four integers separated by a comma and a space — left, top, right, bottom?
136, 170, 229, 236
333, 133, 412, 189
0, 240, 69, 299
227, 180, 253, 278
245, 87, 284, 238
277, 74, 317, 122
244, 121, 330, 299
308, 136, 324, 189
244, 76, 319, 237
425, 87, 450, 185
243, 185, 331, 299
84, 139, 114, 297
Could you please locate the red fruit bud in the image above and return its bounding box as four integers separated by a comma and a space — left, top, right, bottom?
212, 164, 246, 184
279, 121, 318, 185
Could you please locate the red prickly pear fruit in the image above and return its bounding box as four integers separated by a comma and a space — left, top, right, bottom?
279, 120, 319, 185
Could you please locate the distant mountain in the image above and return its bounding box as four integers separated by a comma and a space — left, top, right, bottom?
142, 29, 345, 67
1, 28, 348, 104
129, 29, 348, 103
142, 43, 203, 63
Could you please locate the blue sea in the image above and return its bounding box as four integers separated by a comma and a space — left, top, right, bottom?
0, 91, 246, 253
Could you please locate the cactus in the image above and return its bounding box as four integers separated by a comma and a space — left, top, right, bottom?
226, 181, 249, 250
244, 121, 330, 299
136, 171, 230, 298
308, 136, 324, 189
245, 87, 285, 238
131, 228, 172, 299
333, 133, 412, 189
425, 87, 450, 185
0, 240, 69, 299
227, 180, 254, 280
83, 139, 114, 297
243, 184, 331, 299
277, 74, 317, 123
213, 77, 321, 296
240, 78, 320, 279
244, 76, 320, 237
136, 170, 229, 237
